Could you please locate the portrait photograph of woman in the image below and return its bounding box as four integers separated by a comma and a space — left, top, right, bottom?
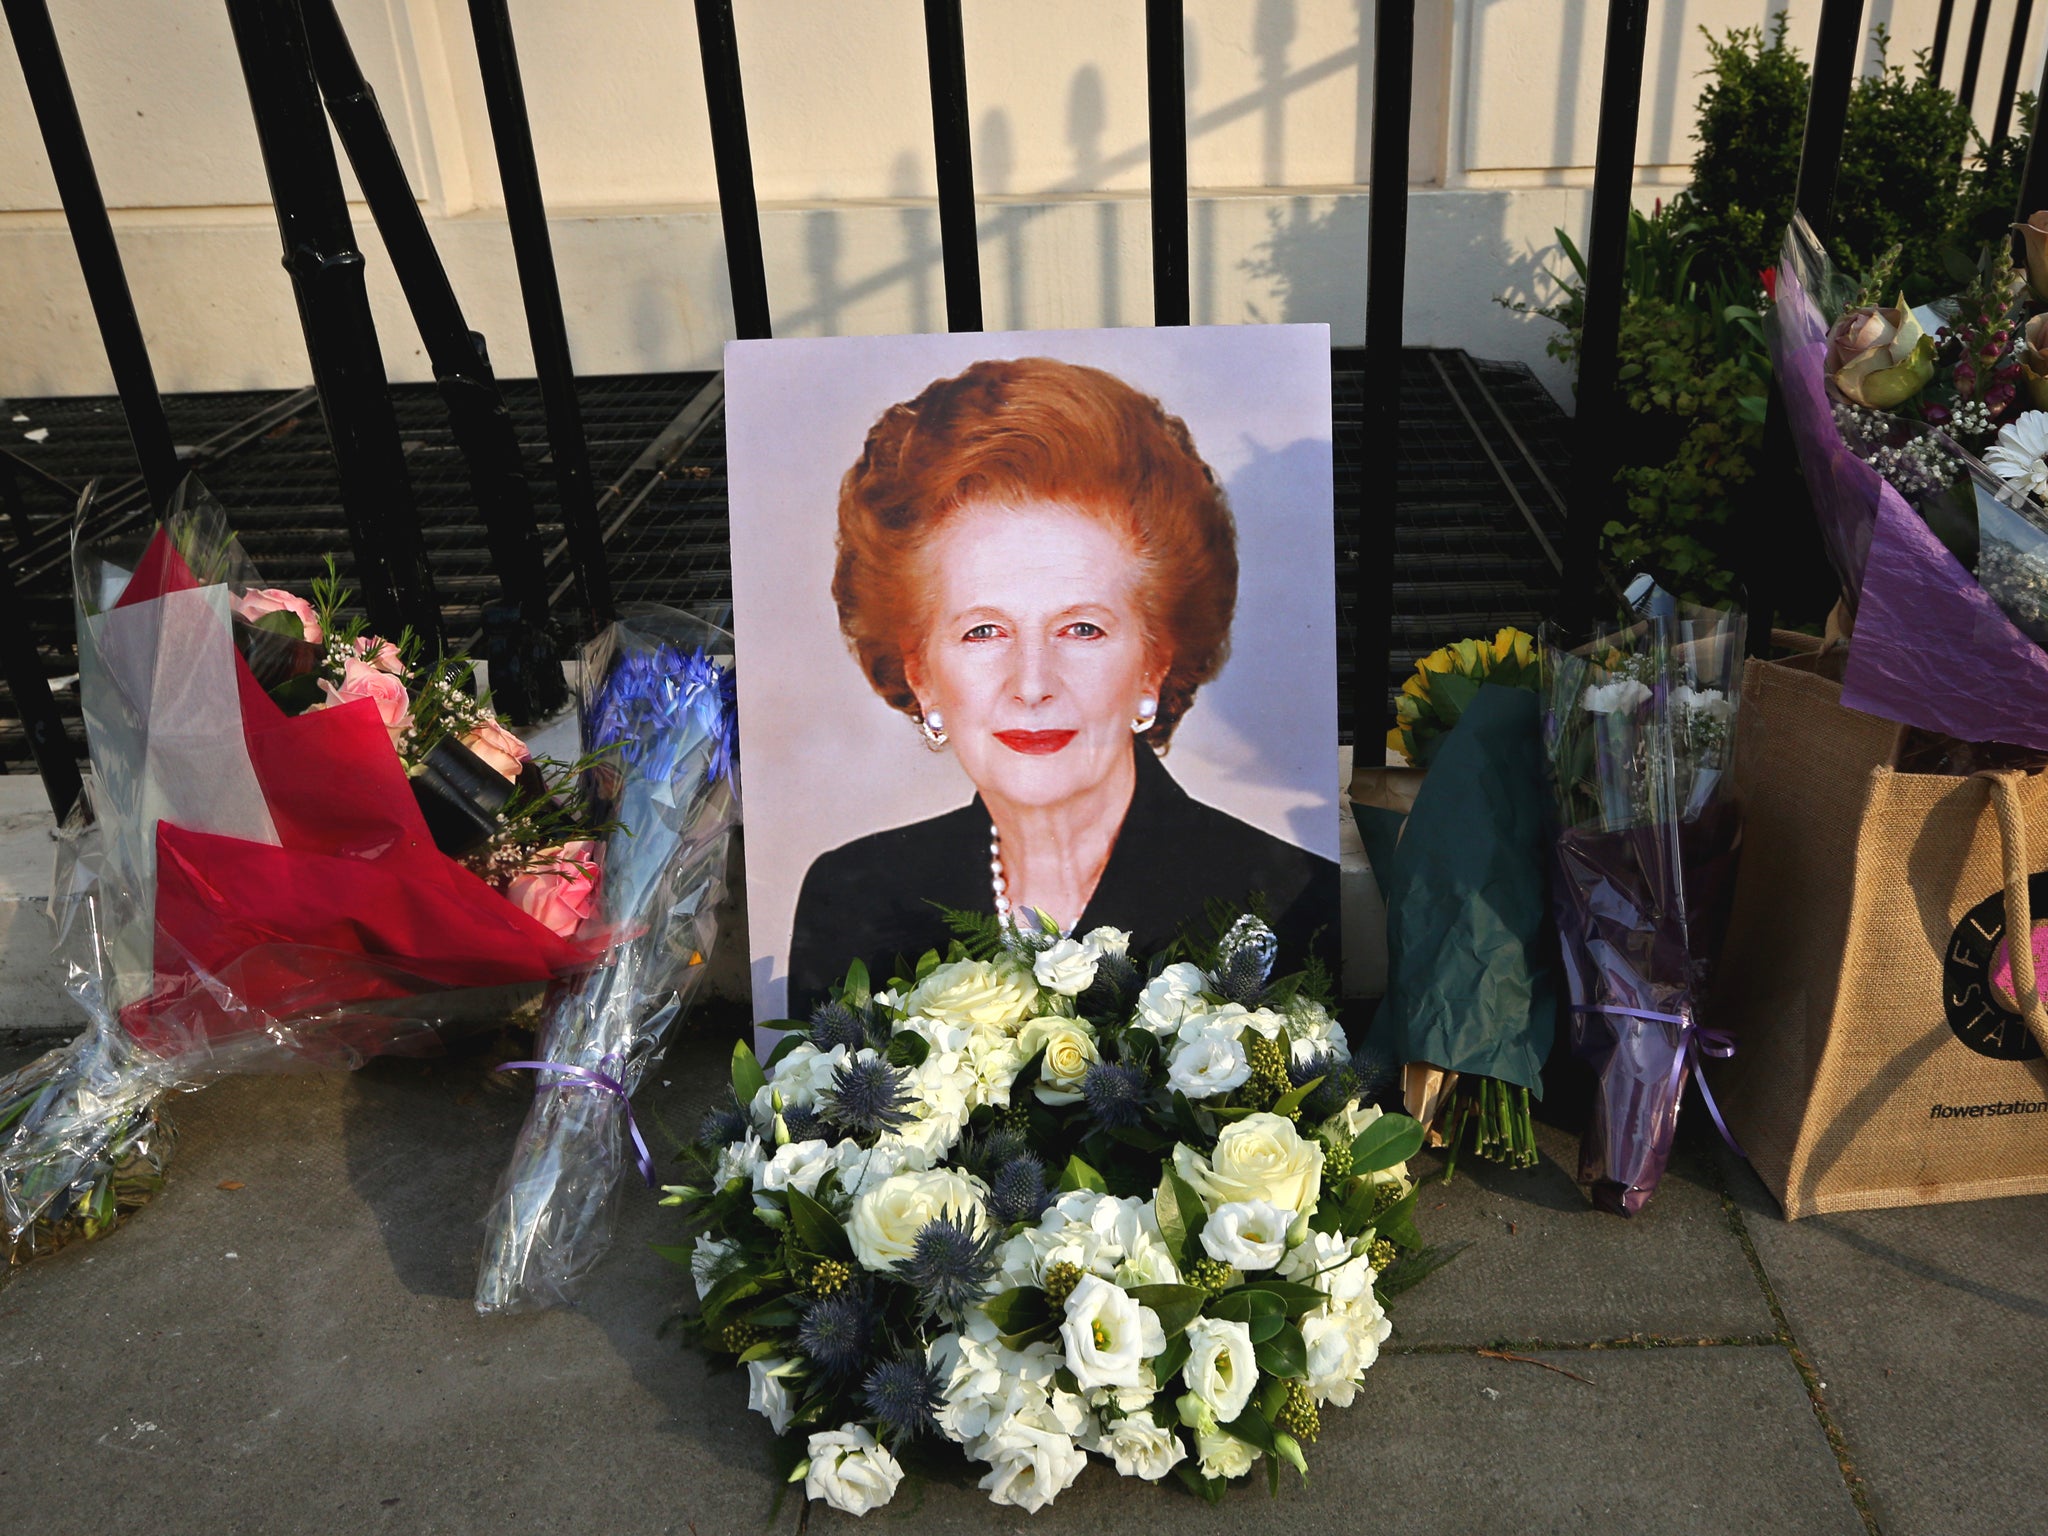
726, 325, 1341, 1025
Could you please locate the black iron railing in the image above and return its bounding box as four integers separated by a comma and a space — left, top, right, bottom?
4, 0, 2047, 818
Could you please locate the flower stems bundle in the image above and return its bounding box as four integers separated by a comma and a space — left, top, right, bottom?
665, 914, 1453, 1516
1543, 590, 1746, 1216
1436, 1076, 1538, 1180
474, 609, 740, 1314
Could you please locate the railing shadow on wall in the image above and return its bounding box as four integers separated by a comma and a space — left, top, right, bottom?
6, 0, 2048, 825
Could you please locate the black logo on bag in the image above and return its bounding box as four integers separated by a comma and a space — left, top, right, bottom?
1943, 877, 2048, 1061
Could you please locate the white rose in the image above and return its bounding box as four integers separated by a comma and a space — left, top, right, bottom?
1059, 1274, 1165, 1392
804, 1424, 904, 1516
1101, 1411, 1186, 1481
1199, 1199, 1293, 1271
1032, 937, 1099, 996
746, 1356, 796, 1435
845, 1167, 987, 1273
753, 1138, 837, 1198
1182, 1317, 1257, 1421
1277, 1229, 1372, 1305
1135, 962, 1210, 1036
1165, 1027, 1250, 1099
715, 1132, 767, 1187
901, 958, 1039, 1031
689, 1235, 739, 1297
1080, 925, 1132, 959
1174, 1112, 1324, 1215
1195, 1422, 1258, 1479
752, 1042, 848, 1122
975, 1413, 1089, 1513
1018, 1017, 1099, 1105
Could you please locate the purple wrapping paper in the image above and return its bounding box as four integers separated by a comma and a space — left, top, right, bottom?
1773, 234, 2048, 751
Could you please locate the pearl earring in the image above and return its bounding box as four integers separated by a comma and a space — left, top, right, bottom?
1131, 696, 1159, 733
917, 708, 949, 750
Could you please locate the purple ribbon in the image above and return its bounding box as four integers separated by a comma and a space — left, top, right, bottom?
499, 1058, 657, 1187
1573, 1004, 1746, 1158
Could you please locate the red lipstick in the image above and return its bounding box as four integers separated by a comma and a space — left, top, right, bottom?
994, 729, 1077, 755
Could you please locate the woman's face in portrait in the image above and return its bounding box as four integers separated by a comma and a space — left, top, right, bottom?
906, 500, 1160, 813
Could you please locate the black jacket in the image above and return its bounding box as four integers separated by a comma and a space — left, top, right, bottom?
786, 742, 1338, 1016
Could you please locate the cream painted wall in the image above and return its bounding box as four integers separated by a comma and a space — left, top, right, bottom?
2, 0, 2044, 407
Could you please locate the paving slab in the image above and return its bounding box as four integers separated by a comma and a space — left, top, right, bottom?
1389, 1117, 1774, 1348
1723, 1152, 2048, 1536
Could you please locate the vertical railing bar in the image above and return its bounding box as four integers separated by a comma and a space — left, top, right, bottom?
1, 0, 180, 515
303, 0, 563, 718
1933, 0, 1958, 80
223, 0, 442, 652
465, 0, 613, 635
1993, 0, 2037, 146
2018, 76, 2048, 218
694, 0, 772, 341
1358, 0, 1414, 740
0, 542, 80, 819
1961, 0, 1996, 114
1795, 0, 1866, 246
922, 0, 982, 332
1145, 0, 1190, 327
1559, 0, 1649, 624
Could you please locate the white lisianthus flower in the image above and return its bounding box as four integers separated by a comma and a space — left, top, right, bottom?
1174, 1112, 1325, 1216
901, 957, 1038, 1031
1199, 1199, 1294, 1271
753, 1137, 838, 1199
745, 1357, 796, 1434
1101, 1411, 1186, 1481
1018, 1017, 1100, 1105
1301, 1295, 1393, 1407
715, 1132, 767, 1187
1165, 1026, 1251, 1099
1134, 962, 1211, 1036
975, 1409, 1090, 1513
1059, 1274, 1165, 1392
1277, 1228, 1373, 1305
689, 1235, 739, 1297
1195, 1421, 1258, 1479
1032, 937, 1099, 996
1582, 677, 1653, 715
846, 1167, 987, 1273
804, 1424, 904, 1517
751, 1042, 848, 1122
1079, 925, 1132, 959
1182, 1317, 1258, 1421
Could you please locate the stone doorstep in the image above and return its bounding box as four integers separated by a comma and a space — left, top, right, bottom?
0, 750, 1398, 1037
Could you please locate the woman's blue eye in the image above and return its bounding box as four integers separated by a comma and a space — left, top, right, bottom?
1066, 621, 1105, 639
963, 623, 1002, 641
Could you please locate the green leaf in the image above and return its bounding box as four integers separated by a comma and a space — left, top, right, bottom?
1127, 1282, 1207, 1339
649, 1243, 696, 1269
1270, 1075, 1324, 1121
1378, 1240, 1466, 1298
1234, 1278, 1327, 1317
981, 1286, 1051, 1336
1246, 1312, 1286, 1345
999, 1319, 1062, 1352
1206, 1287, 1285, 1325
785, 1185, 852, 1261
1172, 1464, 1227, 1504
1374, 1185, 1424, 1249
742, 1302, 800, 1329
1350, 1113, 1427, 1174
762, 1028, 809, 1068
737, 1340, 780, 1364
1155, 1167, 1209, 1267
840, 958, 870, 1009
1152, 1331, 1192, 1387
1058, 1154, 1108, 1194
731, 1041, 767, 1110
1222, 1405, 1278, 1454
884, 1031, 930, 1070
1253, 1321, 1307, 1378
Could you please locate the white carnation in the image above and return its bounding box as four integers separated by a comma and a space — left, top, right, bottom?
1080, 925, 1132, 959
1195, 1421, 1258, 1479
751, 1042, 847, 1122
975, 1407, 1089, 1513
715, 1132, 766, 1187
1134, 962, 1209, 1036
1100, 1411, 1186, 1481
804, 1424, 903, 1516
1199, 1199, 1293, 1271
753, 1137, 837, 1198
1302, 1295, 1393, 1408
1032, 937, 1099, 996
1277, 1228, 1373, 1305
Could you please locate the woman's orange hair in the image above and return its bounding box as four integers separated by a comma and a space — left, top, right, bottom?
831, 356, 1237, 748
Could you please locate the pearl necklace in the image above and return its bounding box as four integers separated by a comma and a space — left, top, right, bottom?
988, 821, 1011, 922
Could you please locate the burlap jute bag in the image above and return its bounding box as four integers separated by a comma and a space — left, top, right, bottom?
1715, 656, 2048, 1218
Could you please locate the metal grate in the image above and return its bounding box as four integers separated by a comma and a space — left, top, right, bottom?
1, 348, 1567, 766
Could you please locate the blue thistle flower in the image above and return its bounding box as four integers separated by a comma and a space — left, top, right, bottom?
797, 1286, 876, 1381
900, 1215, 999, 1315
821, 1055, 914, 1142
961, 1124, 1030, 1179
1080, 1059, 1148, 1131
987, 1154, 1051, 1226
1290, 1047, 1355, 1122
809, 999, 868, 1053
698, 1098, 749, 1150
781, 1103, 829, 1144
862, 1350, 944, 1441
1349, 1040, 1397, 1103
1081, 950, 1141, 1015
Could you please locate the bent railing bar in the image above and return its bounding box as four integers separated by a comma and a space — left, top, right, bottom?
303, 0, 564, 720
1794, 0, 1866, 246
1, 0, 180, 516
923, 0, 983, 332
1934, 0, 1958, 81
1441, 352, 1564, 576
1356, 0, 1414, 738
695, 0, 772, 340
1559, 0, 1648, 626
1961, 0, 1995, 114
1992, 0, 2037, 147
1146, 0, 1190, 327
465, 0, 613, 639
0, 542, 79, 818
223, 0, 442, 653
